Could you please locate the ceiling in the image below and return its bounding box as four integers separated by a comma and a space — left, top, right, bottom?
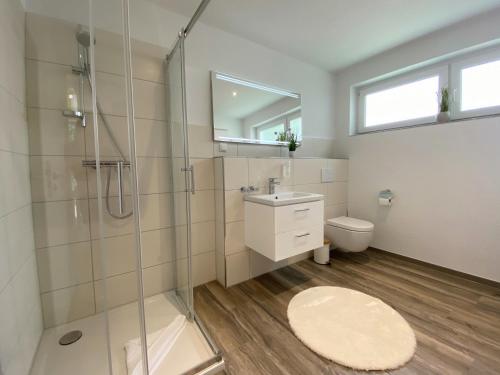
160, 0, 500, 71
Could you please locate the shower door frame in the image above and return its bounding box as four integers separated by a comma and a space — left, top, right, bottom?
163, 1, 224, 372
167, 31, 195, 319
166, 29, 225, 375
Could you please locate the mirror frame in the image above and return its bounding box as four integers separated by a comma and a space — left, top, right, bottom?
210, 71, 301, 146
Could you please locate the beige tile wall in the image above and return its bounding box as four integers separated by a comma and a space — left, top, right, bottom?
26, 13, 216, 328
215, 157, 348, 287
0, 1, 44, 375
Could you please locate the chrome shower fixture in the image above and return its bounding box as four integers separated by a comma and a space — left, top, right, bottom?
65, 27, 133, 220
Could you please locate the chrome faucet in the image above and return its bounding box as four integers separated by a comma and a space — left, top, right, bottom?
268, 177, 280, 194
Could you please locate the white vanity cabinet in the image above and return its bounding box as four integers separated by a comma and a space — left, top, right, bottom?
244, 199, 324, 261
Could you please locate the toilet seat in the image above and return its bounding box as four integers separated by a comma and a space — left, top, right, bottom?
326, 216, 374, 232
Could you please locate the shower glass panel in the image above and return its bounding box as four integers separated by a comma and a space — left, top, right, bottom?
89, 0, 149, 374
167, 35, 194, 317
28, 0, 223, 373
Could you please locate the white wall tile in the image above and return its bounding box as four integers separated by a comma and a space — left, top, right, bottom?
5, 205, 36, 281
0, 284, 20, 374
92, 234, 135, 280
216, 252, 225, 286
143, 262, 174, 297
0, 87, 28, 154
175, 221, 216, 259
135, 119, 169, 157
192, 251, 216, 286
133, 78, 166, 121
140, 193, 173, 231
141, 228, 175, 267
224, 190, 245, 223
94, 272, 136, 311
33, 199, 90, 248
0, 5, 43, 372
192, 158, 214, 190
171, 157, 213, 192
41, 282, 95, 327
30, 156, 88, 202
188, 125, 214, 158
0, 152, 31, 217
11, 256, 40, 331
292, 183, 327, 196
213, 142, 237, 157
26, 60, 80, 110
248, 158, 293, 188
131, 40, 166, 83
26, 13, 78, 66
137, 157, 171, 195
84, 114, 130, 159
0, 216, 10, 292
93, 72, 127, 117
89, 193, 172, 239
224, 158, 248, 191
191, 190, 215, 223
37, 241, 92, 292
0, 0, 25, 102
237, 144, 281, 158
225, 221, 245, 255
293, 158, 327, 184
225, 250, 250, 287
327, 159, 349, 181
28, 108, 85, 156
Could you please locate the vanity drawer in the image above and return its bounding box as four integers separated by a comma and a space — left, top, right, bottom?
275, 200, 324, 233
275, 226, 323, 261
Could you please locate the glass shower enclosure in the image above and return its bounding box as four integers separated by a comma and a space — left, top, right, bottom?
27, 0, 223, 374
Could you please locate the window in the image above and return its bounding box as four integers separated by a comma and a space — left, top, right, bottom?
258, 122, 285, 141
355, 46, 500, 133
452, 51, 500, 118
254, 110, 302, 141
358, 68, 446, 132
289, 114, 302, 140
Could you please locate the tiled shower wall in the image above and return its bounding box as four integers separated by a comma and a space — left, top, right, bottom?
26, 13, 215, 328
0, 1, 43, 374
215, 157, 349, 287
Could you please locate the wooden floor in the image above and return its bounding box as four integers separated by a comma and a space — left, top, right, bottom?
194, 249, 500, 374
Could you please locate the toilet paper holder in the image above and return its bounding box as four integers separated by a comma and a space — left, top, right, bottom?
379, 189, 394, 201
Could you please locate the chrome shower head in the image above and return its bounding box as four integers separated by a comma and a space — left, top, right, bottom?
75, 29, 95, 48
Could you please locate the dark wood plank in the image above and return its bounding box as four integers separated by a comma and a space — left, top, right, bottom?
195, 249, 500, 374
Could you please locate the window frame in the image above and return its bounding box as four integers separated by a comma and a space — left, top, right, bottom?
254, 109, 302, 141
255, 119, 286, 141
450, 48, 500, 119
357, 66, 448, 133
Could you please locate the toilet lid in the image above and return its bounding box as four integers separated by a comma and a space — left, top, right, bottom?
327, 216, 374, 232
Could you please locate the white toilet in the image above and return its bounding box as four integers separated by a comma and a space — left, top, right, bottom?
324, 216, 374, 253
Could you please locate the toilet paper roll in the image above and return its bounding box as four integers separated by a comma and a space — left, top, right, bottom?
379, 197, 392, 207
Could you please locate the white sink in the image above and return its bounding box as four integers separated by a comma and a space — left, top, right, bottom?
244, 191, 324, 207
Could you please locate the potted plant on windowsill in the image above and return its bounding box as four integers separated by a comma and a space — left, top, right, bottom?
437, 87, 450, 123
288, 133, 297, 158
277, 130, 298, 158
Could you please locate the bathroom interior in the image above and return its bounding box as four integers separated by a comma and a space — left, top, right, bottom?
1, 0, 500, 374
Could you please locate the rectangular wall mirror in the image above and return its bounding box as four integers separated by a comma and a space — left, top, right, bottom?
211, 72, 302, 145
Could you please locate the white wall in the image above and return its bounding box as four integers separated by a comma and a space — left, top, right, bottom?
0, 0, 43, 374
26, 0, 336, 157
333, 9, 500, 282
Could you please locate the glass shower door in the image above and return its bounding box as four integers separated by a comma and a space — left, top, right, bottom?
167, 33, 194, 318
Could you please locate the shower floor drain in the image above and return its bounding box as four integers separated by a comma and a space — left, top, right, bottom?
59, 330, 83, 345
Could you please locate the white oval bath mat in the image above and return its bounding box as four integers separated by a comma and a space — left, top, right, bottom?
288, 286, 416, 370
